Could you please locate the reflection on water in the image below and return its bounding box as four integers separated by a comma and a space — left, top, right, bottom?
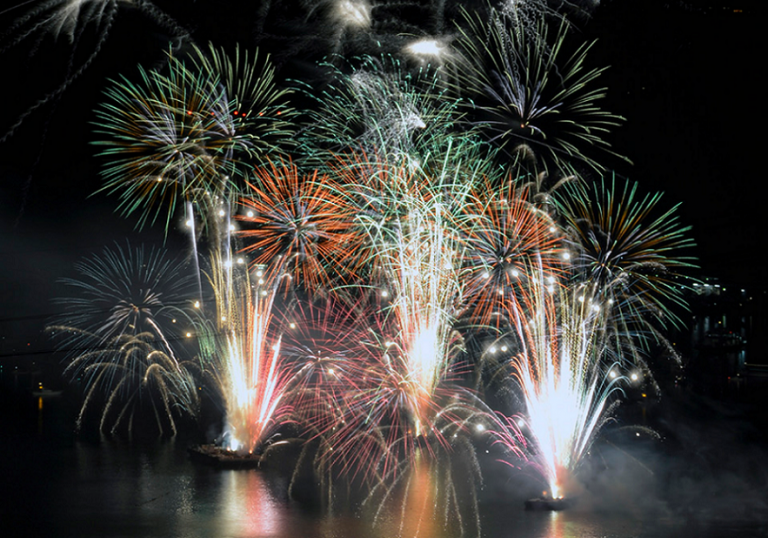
219, 468, 285, 537
372, 451, 442, 538
0, 432, 761, 538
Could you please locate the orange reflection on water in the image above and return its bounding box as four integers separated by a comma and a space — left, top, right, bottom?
219, 470, 284, 537
545, 510, 567, 538
371, 451, 446, 538
398, 453, 436, 538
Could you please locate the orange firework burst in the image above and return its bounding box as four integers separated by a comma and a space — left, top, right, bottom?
460, 179, 566, 326
237, 159, 364, 291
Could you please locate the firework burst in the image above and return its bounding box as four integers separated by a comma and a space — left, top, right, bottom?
455, 7, 627, 175
236, 159, 363, 291
48, 242, 199, 435
92, 43, 290, 231
459, 178, 566, 326
296, 53, 469, 169
554, 176, 697, 349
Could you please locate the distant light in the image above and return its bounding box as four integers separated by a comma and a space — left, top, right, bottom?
247, 211, 254, 218
563, 252, 571, 260
381, 290, 389, 298
475, 423, 485, 432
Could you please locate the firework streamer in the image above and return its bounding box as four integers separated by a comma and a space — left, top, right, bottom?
454, 6, 627, 176
48, 241, 200, 435
553, 176, 697, 382
0, 0, 190, 142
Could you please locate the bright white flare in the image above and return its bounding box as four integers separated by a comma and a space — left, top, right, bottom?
507, 271, 625, 497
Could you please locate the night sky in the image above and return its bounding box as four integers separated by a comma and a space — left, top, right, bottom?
0, 0, 762, 362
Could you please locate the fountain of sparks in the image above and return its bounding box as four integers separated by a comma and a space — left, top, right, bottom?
492, 266, 629, 504
197, 253, 294, 457
340, 154, 474, 444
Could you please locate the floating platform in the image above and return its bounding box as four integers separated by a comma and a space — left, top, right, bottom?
524, 496, 577, 511
187, 444, 262, 470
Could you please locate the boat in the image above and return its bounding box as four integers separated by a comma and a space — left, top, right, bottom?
524, 496, 577, 511
187, 444, 262, 470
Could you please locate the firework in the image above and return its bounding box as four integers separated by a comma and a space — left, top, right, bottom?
92, 44, 289, 231
278, 294, 363, 436
61, 331, 200, 435
48, 242, 199, 434
455, 8, 627, 175
295, 53, 469, 169
197, 251, 296, 454
49, 241, 196, 348
493, 265, 628, 499
21, 2, 704, 528
459, 177, 566, 326
0, 0, 189, 142
554, 176, 697, 351
237, 159, 363, 291
313, 154, 492, 488
184, 42, 297, 164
